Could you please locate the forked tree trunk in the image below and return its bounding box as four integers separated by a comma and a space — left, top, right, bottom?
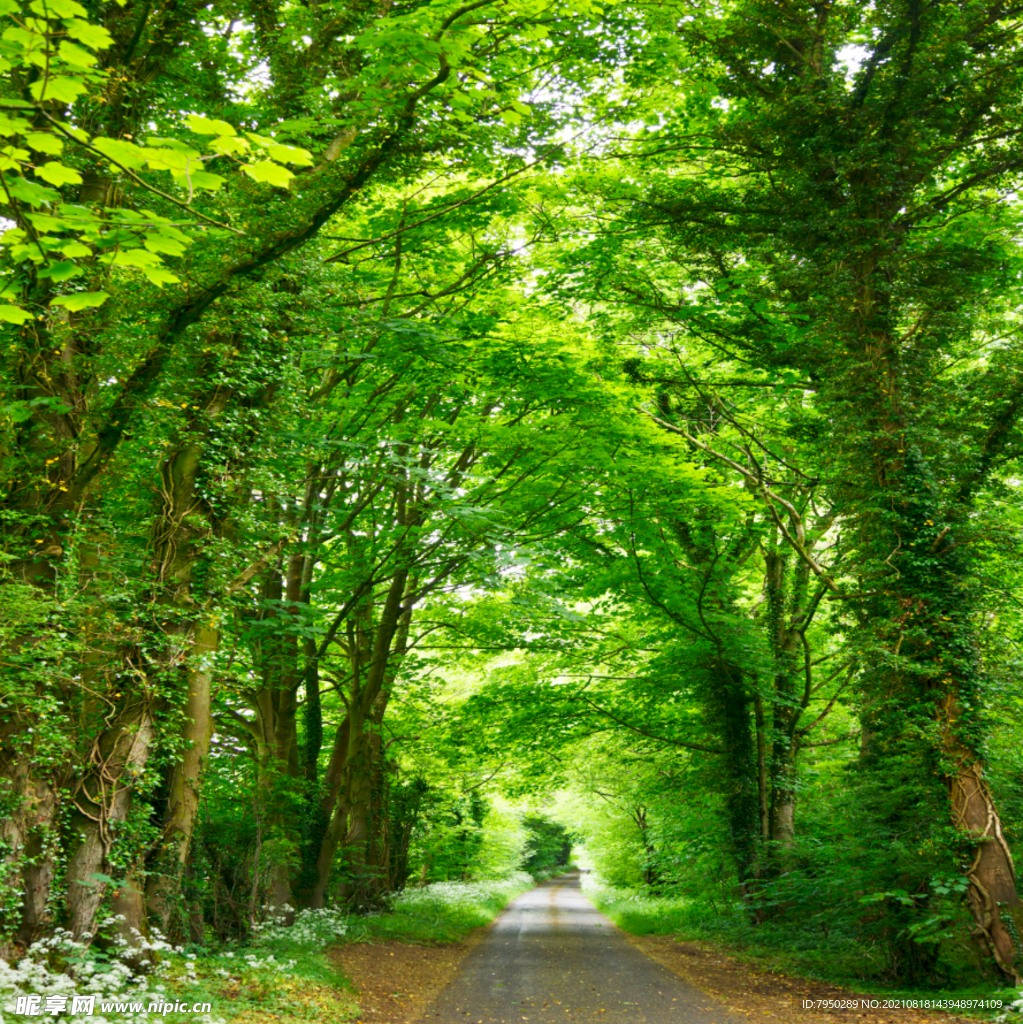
298, 570, 413, 908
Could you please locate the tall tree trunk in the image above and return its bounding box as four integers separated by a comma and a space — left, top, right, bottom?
1, 554, 75, 945
146, 624, 218, 931
849, 314, 1023, 981
0, 753, 59, 949
142, 375, 233, 934
709, 659, 761, 890
306, 712, 360, 909
762, 542, 819, 866
340, 724, 391, 907
633, 805, 659, 888
248, 561, 303, 913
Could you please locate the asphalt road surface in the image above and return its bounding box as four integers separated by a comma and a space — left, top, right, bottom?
423, 874, 743, 1024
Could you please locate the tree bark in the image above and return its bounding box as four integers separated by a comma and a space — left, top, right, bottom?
65, 704, 155, 940
0, 755, 58, 949
946, 726, 1023, 980
852, 316, 1023, 982
145, 624, 218, 931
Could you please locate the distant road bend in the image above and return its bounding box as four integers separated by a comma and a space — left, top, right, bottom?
423, 874, 743, 1024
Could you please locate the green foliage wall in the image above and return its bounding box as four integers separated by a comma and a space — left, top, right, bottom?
520, 817, 574, 877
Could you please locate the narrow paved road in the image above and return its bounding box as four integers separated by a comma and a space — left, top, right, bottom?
422, 875, 743, 1024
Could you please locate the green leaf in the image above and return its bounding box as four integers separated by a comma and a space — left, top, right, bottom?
61, 241, 91, 258
77, 871, 118, 887
99, 247, 180, 285
101, 248, 163, 269
185, 114, 237, 136
58, 122, 88, 143
51, 291, 108, 311
2, 26, 42, 53
34, 162, 83, 187
141, 265, 180, 287
94, 228, 138, 248
244, 132, 276, 147
92, 136, 148, 169
29, 0, 87, 15
5, 401, 38, 423
23, 132, 64, 155
175, 169, 225, 191
62, 18, 113, 49
58, 40, 97, 67
0, 114, 32, 135
27, 212, 69, 232
210, 134, 249, 156
262, 142, 314, 166
143, 233, 188, 257
137, 213, 189, 243
5, 176, 60, 206
145, 147, 197, 173
241, 161, 294, 187
38, 261, 82, 282
145, 138, 201, 157
0, 304, 31, 324
9, 244, 45, 264
29, 74, 87, 104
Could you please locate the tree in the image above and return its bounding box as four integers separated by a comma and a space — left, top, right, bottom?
0, 0, 603, 946
547, 0, 1023, 979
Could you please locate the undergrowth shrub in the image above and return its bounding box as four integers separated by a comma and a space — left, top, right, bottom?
0, 922, 223, 1024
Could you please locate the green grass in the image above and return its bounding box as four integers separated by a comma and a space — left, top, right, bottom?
343, 873, 535, 945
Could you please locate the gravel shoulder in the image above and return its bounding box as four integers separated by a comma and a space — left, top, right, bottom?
626, 934, 988, 1024
328, 934, 486, 1024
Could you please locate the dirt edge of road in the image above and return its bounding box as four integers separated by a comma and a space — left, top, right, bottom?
328, 930, 486, 1024
626, 933, 988, 1024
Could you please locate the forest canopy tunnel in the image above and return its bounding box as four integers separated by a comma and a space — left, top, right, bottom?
1, 0, 1023, 992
